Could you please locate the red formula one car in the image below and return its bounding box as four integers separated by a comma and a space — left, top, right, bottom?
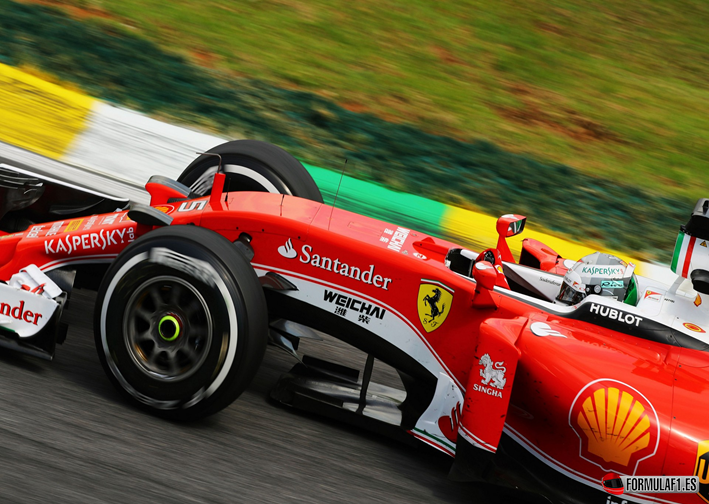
0, 140, 706, 504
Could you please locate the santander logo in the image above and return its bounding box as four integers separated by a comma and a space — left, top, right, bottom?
0, 300, 43, 325
275, 239, 393, 290
278, 238, 297, 259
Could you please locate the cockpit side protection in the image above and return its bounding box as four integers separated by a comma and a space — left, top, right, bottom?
624, 276, 638, 305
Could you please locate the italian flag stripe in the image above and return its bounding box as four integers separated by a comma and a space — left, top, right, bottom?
411, 427, 457, 451
683, 235, 697, 278
671, 232, 683, 273
672, 232, 696, 277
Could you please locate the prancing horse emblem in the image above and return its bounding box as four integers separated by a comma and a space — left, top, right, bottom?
423, 288, 445, 320
417, 280, 454, 333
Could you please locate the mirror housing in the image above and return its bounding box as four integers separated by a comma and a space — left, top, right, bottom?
472, 261, 498, 308
496, 214, 526, 263
473, 261, 497, 290
497, 214, 526, 238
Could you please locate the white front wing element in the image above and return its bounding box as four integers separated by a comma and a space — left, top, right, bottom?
412, 372, 465, 455
9, 264, 62, 299
0, 265, 61, 337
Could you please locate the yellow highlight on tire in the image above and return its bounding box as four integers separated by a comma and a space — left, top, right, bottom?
0, 63, 94, 159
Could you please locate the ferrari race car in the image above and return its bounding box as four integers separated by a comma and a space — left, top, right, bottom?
0, 140, 707, 504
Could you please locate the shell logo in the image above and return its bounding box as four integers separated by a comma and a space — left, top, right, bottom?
684, 322, 706, 333
154, 204, 175, 215
569, 379, 659, 474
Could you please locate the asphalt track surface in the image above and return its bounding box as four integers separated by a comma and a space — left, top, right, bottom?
0, 146, 541, 504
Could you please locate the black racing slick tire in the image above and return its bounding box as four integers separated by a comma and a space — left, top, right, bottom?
178, 139, 323, 202
94, 225, 268, 421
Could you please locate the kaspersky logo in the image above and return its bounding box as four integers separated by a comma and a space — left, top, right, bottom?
569, 379, 659, 475
580, 266, 625, 277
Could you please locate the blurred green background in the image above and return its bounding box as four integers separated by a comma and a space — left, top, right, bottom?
2, 0, 708, 259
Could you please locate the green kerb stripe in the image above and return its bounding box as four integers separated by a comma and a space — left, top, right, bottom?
303, 163, 448, 238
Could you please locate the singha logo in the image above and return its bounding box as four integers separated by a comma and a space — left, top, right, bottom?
479, 354, 507, 390
423, 287, 445, 320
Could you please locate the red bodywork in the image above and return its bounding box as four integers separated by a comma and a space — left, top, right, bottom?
0, 178, 707, 504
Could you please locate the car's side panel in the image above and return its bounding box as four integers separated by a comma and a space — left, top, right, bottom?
247, 228, 470, 382
504, 311, 678, 499
664, 349, 709, 503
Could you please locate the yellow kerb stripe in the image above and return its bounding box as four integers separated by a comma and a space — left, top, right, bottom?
0, 63, 658, 278
0, 63, 94, 159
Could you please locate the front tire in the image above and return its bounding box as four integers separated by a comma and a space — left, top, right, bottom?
179, 139, 323, 202
94, 226, 267, 420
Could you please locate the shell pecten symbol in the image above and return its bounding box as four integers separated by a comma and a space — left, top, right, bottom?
570, 380, 659, 473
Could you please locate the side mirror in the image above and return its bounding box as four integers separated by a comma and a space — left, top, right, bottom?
497, 214, 526, 238
495, 214, 526, 263
472, 261, 498, 309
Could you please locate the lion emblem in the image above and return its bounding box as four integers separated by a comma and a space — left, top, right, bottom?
479, 354, 507, 390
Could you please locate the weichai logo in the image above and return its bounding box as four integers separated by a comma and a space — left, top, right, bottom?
695, 440, 709, 503
569, 379, 659, 474
323, 290, 386, 320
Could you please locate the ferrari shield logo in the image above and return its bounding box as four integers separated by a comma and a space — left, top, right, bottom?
417, 280, 453, 333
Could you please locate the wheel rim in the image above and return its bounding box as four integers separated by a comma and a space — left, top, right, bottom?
124, 275, 213, 382
189, 164, 289, 196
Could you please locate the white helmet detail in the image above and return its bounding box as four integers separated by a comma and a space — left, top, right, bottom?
556, 252, 637, 306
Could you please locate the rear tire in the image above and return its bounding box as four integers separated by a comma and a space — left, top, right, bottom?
179, 139, 323, 202
94, 225, 267, 420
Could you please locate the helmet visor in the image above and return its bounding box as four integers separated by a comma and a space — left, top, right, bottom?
557, 281, 586, 305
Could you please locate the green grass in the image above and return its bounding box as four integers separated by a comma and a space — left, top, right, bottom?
0, 0, 705, 258
28, 0, 709, 201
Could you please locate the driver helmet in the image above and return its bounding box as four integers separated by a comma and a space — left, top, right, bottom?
556, 252, 637, 305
